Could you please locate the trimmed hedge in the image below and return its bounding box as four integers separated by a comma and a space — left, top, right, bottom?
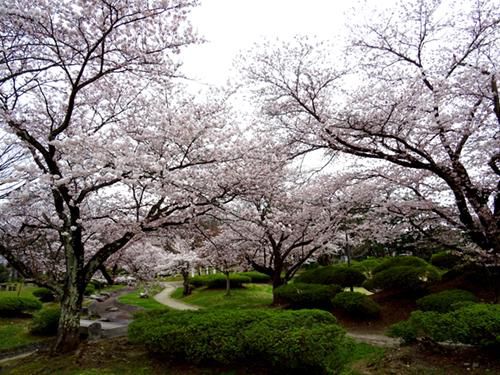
0, 296, 42, 317
84, 283, 96, 296
274, 282, 342, 309
350, 258, 385, 277
431, 251, 461, 269
416, 289, 477, 313
372, 256, 429, 274
363, 265, 440, 293
388, 303, 500, 347
295, 265, 366, 288
32, 287, 56, 302
30, 307, 60, 336
190, 274, 252, 289
332, 292, 381, 319
237, 271, 271, 283
129, 309, 349, 374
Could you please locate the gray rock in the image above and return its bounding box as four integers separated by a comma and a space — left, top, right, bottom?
88, 322, 102, 341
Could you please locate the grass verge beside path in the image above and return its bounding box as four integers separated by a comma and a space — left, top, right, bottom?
117, 284, 167, 311
0, 318, 46, 352
171, 283, 273, 309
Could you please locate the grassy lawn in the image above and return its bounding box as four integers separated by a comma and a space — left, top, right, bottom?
117, 284, 167, 310
0, 284, 38, 298
0, 318, 46, 352
171, 283, 273, 309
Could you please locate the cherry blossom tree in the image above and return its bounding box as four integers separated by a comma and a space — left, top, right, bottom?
162, 235, 202, 296
211, 169, 376, 302
242, 0, 499, 258
0, 0, 250, 352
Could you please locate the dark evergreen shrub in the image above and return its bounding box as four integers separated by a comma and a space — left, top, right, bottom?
332, 292, 381, 318
416, 289, 477, 313
30, 307, 60, 335
237, 271, 271, 283
33, 287, 55, 302
129, 309, 349, 374
0, 296, 42, 316
295, 265, 365, 288
274, 282, 342, 309
363, 265, 440, 293
430, 251, 461, 269
388, 303, 500, 348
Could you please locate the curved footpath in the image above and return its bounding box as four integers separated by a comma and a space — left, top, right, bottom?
153, 282, 199, 311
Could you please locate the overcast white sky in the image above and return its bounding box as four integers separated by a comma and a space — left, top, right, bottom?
180, 0, 369, 86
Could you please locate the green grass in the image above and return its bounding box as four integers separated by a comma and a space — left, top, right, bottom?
341, 341, 385, 375
99, 284, 127, 293
117, 284, 167, 311
0, 318, 46, 351
0, 285, 38, 298
172, 283, 273, 309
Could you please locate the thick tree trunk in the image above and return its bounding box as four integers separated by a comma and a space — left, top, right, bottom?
53, 281, 83, 353
182, 270, 190, 296
99, 265, 114, 285
271, 271, 285, 305
224, 271, 231, 296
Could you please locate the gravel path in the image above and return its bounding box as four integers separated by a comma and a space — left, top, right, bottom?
346, 332, 401, 347
153, 282, 199, 311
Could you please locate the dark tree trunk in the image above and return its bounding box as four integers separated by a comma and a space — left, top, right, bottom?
224, 271, 231, 296
182, 270, 190, 296
271, 271, 285, 305
99, 265, 114, 285
53, 280, 83, 353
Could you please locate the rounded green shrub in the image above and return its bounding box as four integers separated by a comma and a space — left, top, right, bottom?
0, 296, 42, 316
32, 287, 56, 302
237, 271, 271, 283
84, 283, 96, 296
190, 274, 251, 289
332, 292, 381, 319
129, 309, 349, 374
274, 282, 342, 309
416, 289, 477, 313
363, 265, 440, 293
295, 265, 366, 288
350, 258, 385, 277
30, 307, 61, 335
430, 251, 461, 269
388, 303, 500, 347
372, 256, 429, 274
0, 264, 9, 283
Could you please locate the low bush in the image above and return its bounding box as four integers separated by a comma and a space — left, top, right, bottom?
129, 309, 349, 374
332, 292, 381, 319
190, 274, 251, 289
430, 251, 461, 269
363, 265, 440, 293
350, 258, 385, 277
237, 271, 271, 283
295, 265, 366, 288
274, 282, 342, 309
32, 287, 56, 302
388, 303, 500, 347
0, 264, 9, 283
30, 307, 60, 335
0, 296, 42, 317
416, 289, 477, 313
372, 256, 429, 274
84, 283, 96, 296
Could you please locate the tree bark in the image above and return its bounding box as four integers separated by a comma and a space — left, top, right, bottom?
271, 271, 285, 305
224, 271, 231, 296
182, 270, 190, 296
53, 279, 83, 353
99, 265, 114, 285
